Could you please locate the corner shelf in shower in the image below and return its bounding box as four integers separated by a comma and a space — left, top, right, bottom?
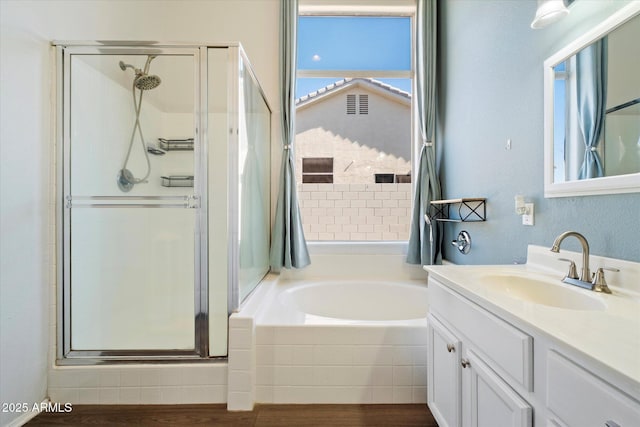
158, 138, 194, 151
430, 198, 486, 222
161, 175, 194, 187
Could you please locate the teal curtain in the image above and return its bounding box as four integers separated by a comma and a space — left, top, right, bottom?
407, 0, 442, 266
270, 0, 310, 273
577, 38, 607, 180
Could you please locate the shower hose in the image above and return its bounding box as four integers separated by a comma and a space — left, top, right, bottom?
121, 81, 151, 184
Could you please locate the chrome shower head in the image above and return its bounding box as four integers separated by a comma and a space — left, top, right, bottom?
134, 73, 161, 90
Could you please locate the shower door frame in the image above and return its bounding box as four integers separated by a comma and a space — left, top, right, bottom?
55, 44, 210, 363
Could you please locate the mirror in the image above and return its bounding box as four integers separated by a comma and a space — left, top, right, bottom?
544, 3, 640, 197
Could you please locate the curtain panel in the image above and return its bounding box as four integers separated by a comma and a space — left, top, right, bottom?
270, 0, 311, 272
407, 0, 443, 266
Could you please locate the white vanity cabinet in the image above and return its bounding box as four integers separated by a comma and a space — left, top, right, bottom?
546, 351, 640, 427
427, 272, 640, 427
427, 279, 533, 427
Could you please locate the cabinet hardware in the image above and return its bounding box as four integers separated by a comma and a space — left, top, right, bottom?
461, 358, 470, 368
447, 344, 455, 353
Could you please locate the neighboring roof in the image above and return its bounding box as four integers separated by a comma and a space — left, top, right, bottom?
295, 78, 411, 109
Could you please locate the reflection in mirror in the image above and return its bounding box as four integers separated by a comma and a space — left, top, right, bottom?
552, 13, 640, 184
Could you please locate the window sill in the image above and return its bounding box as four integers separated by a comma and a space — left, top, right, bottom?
307, 241, 408, 255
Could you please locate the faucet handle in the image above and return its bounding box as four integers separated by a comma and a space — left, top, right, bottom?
558, 258, 578, 279
591, 267, 617, 294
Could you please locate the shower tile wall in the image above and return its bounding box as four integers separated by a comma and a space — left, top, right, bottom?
48, 365, 227, 404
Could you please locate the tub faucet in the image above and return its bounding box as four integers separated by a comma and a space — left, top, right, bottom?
550, 231, 591, 286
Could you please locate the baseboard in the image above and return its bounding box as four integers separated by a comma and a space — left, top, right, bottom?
4, 399, 48, 427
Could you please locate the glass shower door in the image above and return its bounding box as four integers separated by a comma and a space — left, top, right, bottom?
61, 47, 205, 357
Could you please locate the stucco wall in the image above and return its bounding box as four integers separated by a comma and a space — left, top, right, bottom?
295, 83, 411, 184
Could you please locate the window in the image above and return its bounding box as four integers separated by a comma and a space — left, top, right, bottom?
296, 14, 413, 242
302, 157, 334, 183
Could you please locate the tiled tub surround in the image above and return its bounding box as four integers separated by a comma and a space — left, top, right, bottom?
230, 246, 429, 409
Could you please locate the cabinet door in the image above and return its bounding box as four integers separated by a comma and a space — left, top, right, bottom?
464, 350, 532, 427
427, 314, 462, 427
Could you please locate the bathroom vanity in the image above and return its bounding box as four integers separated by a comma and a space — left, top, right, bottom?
425, 246, 640, 427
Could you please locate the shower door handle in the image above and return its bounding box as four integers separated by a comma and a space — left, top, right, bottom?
64, 195, 200, 208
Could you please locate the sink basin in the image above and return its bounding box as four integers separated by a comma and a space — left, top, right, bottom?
478, 273, 606, 311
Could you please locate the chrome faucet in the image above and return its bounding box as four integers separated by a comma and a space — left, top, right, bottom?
550, 231, 591, 282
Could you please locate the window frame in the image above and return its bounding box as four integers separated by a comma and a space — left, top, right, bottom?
296, 5, 417, 249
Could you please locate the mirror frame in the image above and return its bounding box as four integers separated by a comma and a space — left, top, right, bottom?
543, 2, 640, 198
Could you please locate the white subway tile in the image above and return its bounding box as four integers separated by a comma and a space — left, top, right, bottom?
382, 232, 399, 240
313, 366, 354, 386
313, 345, 353, 365
393, 386, 413, 403
350, 216, 366, 225
274, 366, 314, 386
366, 199, 383, 208
350, 184, 366, 191
335, 215, 350, 225
358, 192, 374, 200
393, 366, 413, 387
382, 199, 399, 208
228, 328, 253, 350
227, 391, 254, 411
230, 316, 253, 330
412, 386, 428, 403
274, 327, 315, 344
374, 191, 390, 200
317, 184, 334, 192
413, 365, 428, 387
292, 345, 314, 365
302, 199, 319, 208
313, 327, 355, 344
326, 207, 343, 216
334, 199, 350, 208
229, 349, 252, 369
350, 199, 366, 208
399, 199, 411, 208
392, 346, 414, 366
301, 184, 318, 191
366, 184, 381, 191
358, 207, 374, 217
372, 386, 394, 403
255, 385, 274, 403
98, 387, 120, 404
76, 388, 100, 404
118, 387, 141, 404
334, 184, 350, 192
256, 326, 275, 345
365, 232, 383, 241
350, 232, 367, 240
228, 370, 252, 392
326, 224, 342, 233
334, 232, 351, 240
326, 192, 343, 200
318, 232, 335, 240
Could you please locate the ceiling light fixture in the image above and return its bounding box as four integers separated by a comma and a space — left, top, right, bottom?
531, 0, 570, 29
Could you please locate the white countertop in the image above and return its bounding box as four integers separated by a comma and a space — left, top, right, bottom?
424, 246, 640, 390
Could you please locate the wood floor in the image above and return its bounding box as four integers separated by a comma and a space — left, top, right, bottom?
26, 404, 438, 426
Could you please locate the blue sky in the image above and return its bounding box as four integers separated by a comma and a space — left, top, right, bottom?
296, 16, 412, 98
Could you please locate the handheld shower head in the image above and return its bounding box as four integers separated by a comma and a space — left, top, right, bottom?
134, 74, 161, 90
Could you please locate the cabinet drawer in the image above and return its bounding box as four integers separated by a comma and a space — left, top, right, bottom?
547, 351, 640, 427
429, 279, 533, 391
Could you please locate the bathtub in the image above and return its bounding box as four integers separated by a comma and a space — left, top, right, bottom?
238, 277, 430, 405
265, 279, 428, 324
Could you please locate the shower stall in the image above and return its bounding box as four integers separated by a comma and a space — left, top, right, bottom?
55, 43, 271, 362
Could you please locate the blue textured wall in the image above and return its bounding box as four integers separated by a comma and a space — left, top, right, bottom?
438, 0, 639, 264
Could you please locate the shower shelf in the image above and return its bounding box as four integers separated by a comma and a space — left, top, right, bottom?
161, 175, 194, 187
158, 138, 194, 151
430, 198, 486, 222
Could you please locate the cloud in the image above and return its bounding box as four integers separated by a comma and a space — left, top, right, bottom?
312, 54, 321, 62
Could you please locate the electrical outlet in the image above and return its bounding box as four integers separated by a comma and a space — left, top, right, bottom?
522, 203, 534, 226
